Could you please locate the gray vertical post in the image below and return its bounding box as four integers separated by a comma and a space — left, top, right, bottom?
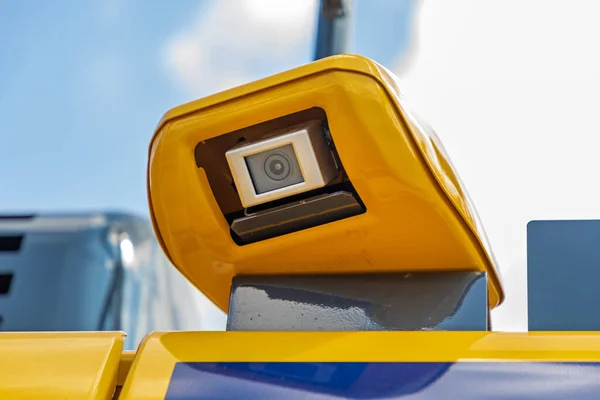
314, 0, 351, 60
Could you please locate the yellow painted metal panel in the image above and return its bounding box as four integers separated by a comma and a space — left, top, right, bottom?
0, 331, 125, 400
118, 351, 136, 386
119, 331, 600, 399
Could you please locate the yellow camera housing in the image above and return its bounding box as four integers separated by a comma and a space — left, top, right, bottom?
147, 55, 504, 312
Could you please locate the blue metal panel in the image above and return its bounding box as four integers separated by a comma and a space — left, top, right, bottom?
528, 220, 600, 330
165, 361, 600, 399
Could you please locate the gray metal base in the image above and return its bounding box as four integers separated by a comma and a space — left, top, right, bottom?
227, 271, 488, 331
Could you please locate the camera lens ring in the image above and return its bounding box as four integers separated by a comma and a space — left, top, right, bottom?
264, 153, 292, 181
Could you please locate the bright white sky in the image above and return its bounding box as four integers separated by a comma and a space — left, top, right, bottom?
397, 0, 600, 331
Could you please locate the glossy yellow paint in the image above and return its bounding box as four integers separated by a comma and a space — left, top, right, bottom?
118, 351, 136, 386
119, 331, 600, 399
0, 331, 125, 400
147, 54, 504, 313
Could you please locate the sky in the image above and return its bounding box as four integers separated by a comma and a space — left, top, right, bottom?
397, 0, 600, 331
0, 0, 415, 215
3, 0, 598, 332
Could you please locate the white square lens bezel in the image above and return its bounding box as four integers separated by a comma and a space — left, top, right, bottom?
226, 128, 328, 208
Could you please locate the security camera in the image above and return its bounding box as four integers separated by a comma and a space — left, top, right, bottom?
225, 120, 338, 208
146, 54, 504, 313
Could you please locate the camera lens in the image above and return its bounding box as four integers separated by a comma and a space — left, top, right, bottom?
264, 153, 292, 181
243, 144, 304, 194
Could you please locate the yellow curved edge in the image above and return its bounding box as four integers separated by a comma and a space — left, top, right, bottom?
119, 331, 600, 399
0, 331, 125, 400
147, 54, 504, 313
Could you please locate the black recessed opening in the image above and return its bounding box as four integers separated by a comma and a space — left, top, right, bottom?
194, 107, 366, 245
0, 235, 24, 252
0, 214, 35, 220
195, 108, 337, 216
0, 274, 13, 295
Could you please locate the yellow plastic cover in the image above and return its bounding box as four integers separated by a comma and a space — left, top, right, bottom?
147, 54, 504, 311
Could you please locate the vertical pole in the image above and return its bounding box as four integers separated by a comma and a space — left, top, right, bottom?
314, 0, 351, 60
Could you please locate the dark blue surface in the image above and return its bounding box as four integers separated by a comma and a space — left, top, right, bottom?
528, 220, 600, 330
165, 361, 600, 399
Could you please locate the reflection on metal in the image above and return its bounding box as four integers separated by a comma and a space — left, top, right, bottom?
227, 272, 488, 331
165, 361, 600, 400
231, 191, 365, 244
97, 227, 130, 331
528, 220, 600, 331
314, 0, 351, 60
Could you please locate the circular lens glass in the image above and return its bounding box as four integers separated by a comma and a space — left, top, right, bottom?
264, 153, 292, 181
